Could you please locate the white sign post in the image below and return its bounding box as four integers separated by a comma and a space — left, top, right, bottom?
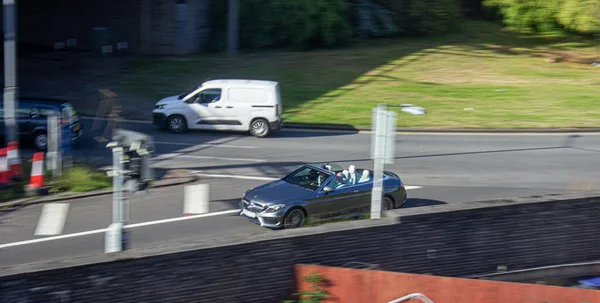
47, 115, 62, 178
370, 104, 396, 219
105, 145, 129, 253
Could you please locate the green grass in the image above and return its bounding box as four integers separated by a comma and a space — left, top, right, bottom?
117, 20, 600, 129
50, 166, 112, 193
0, 163, 112, 203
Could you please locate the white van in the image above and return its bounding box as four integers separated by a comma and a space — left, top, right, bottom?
152, 79, 283, 137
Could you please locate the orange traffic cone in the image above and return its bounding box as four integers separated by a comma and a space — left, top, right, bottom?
7, 141, 23, 181
0, 148, 10, 187
29, 152, 45, 189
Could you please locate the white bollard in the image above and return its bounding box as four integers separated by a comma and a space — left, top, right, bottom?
105, 222, 124, 253
184, 183, 209, 215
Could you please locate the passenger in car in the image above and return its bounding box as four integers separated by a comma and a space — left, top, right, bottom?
348, 165, 358, 185
358, 170, 371, 183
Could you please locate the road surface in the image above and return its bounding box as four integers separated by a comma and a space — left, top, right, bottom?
1, 118, 599, 267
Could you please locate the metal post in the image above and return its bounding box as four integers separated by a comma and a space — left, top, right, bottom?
3, 0, 18, 142
371, 105, 387, 219
105, 146, 124, 253
112, 147, 123, 223
47, 115, 62, 177
227, 0, 239, 55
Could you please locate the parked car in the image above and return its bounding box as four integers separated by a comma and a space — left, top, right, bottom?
152, 79, 283, 137
239, 163, 407, 229
0, 97, 83, 150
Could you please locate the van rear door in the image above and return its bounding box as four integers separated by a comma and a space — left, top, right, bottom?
224, 87, 271, 129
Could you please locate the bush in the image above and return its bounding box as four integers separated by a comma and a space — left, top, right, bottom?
483, 0, 564, 33
375, 0, 464, 36
557, 0, 600, 35
208, 0, 353, 51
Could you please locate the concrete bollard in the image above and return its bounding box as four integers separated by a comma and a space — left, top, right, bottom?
184, 183, 209, 215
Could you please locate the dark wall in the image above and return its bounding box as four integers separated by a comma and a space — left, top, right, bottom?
8, 0, 210, 55
16, 0, 141, 52
2, 193, 600, 303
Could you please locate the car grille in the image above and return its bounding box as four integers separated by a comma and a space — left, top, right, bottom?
243, 198, 267, 212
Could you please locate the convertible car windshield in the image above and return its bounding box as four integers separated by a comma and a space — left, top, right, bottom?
282, 166, 332, 191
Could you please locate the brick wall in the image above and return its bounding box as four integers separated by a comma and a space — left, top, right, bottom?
294, 264, 600, 303
1, 192, 600, 303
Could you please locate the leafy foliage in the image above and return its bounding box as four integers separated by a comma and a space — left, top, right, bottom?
484, 0, 600, 34
294, 272, 330, 303
208, 0, 353, 51
375, 0, 464, 36
348, 0, 400, 38
557, 0, 600, 34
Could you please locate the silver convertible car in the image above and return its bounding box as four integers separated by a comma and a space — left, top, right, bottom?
239, 163, 407, 229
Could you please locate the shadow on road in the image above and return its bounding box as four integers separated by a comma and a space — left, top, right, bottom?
402, 198, 447, 208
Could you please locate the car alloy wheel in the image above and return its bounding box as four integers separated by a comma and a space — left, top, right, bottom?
382, 196, 394, 211
34, 133, 48, 150
250, 119, 270, 137
284, 209, 305, 229
167, 115, 186, 133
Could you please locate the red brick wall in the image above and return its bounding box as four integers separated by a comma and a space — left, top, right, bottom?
295, 264, 600, 303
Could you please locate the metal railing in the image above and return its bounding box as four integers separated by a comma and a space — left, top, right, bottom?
387, 293, 435, 303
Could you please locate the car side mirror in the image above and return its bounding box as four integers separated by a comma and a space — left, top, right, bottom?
322, 186, 335, 194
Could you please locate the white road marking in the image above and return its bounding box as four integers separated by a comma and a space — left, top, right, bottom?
153, 153, 266, 163
154, 141, 258, 149
192, 172, 280, 181
405, 186, 422, 190
34, 203, 70, 236
0, 209, 241, 249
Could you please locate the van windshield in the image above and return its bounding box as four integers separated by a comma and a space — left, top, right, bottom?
178, 85, 201, 100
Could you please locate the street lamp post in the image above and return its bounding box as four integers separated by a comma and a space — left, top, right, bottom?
3, 0, 19, 142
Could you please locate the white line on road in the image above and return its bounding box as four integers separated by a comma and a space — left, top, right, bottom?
34, 203, 70, 236
154, 141, 258, 149
192, 172, 280, 181
191, 172, 424, 189
0, 209, 241, 249
154, 153, 266, 163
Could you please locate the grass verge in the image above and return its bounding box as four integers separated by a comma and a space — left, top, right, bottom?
49, 165, 112, 193
0, 162, 112, 203
118, 20, 600, 129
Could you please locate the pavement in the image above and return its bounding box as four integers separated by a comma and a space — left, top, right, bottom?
1, 117, 600, 268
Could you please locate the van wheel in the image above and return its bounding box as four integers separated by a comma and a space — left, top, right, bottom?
167, 115, 187, 134
249, 119, 270, 138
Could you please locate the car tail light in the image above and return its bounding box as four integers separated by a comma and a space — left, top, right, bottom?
275, 104, 279, 116
399, 184, 405, 188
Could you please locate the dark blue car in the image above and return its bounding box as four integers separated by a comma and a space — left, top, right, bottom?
0, 97, 82, 150
239, 163, 407, 229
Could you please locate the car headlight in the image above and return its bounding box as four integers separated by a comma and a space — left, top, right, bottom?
264, 204, 285, 212
154, 104, 166, 110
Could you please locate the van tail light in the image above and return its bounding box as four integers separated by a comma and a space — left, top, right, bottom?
275, 104, 279, 116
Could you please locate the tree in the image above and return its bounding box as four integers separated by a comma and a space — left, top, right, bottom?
483, 0, 562, 32
557, 0, 600, 35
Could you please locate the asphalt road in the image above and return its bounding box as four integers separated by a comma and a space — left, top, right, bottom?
2, 118, 599, 267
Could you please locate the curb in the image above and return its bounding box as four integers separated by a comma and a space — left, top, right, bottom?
78, 114, 600, 134
282, 123, 600, 133
0, 174, 198, 209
